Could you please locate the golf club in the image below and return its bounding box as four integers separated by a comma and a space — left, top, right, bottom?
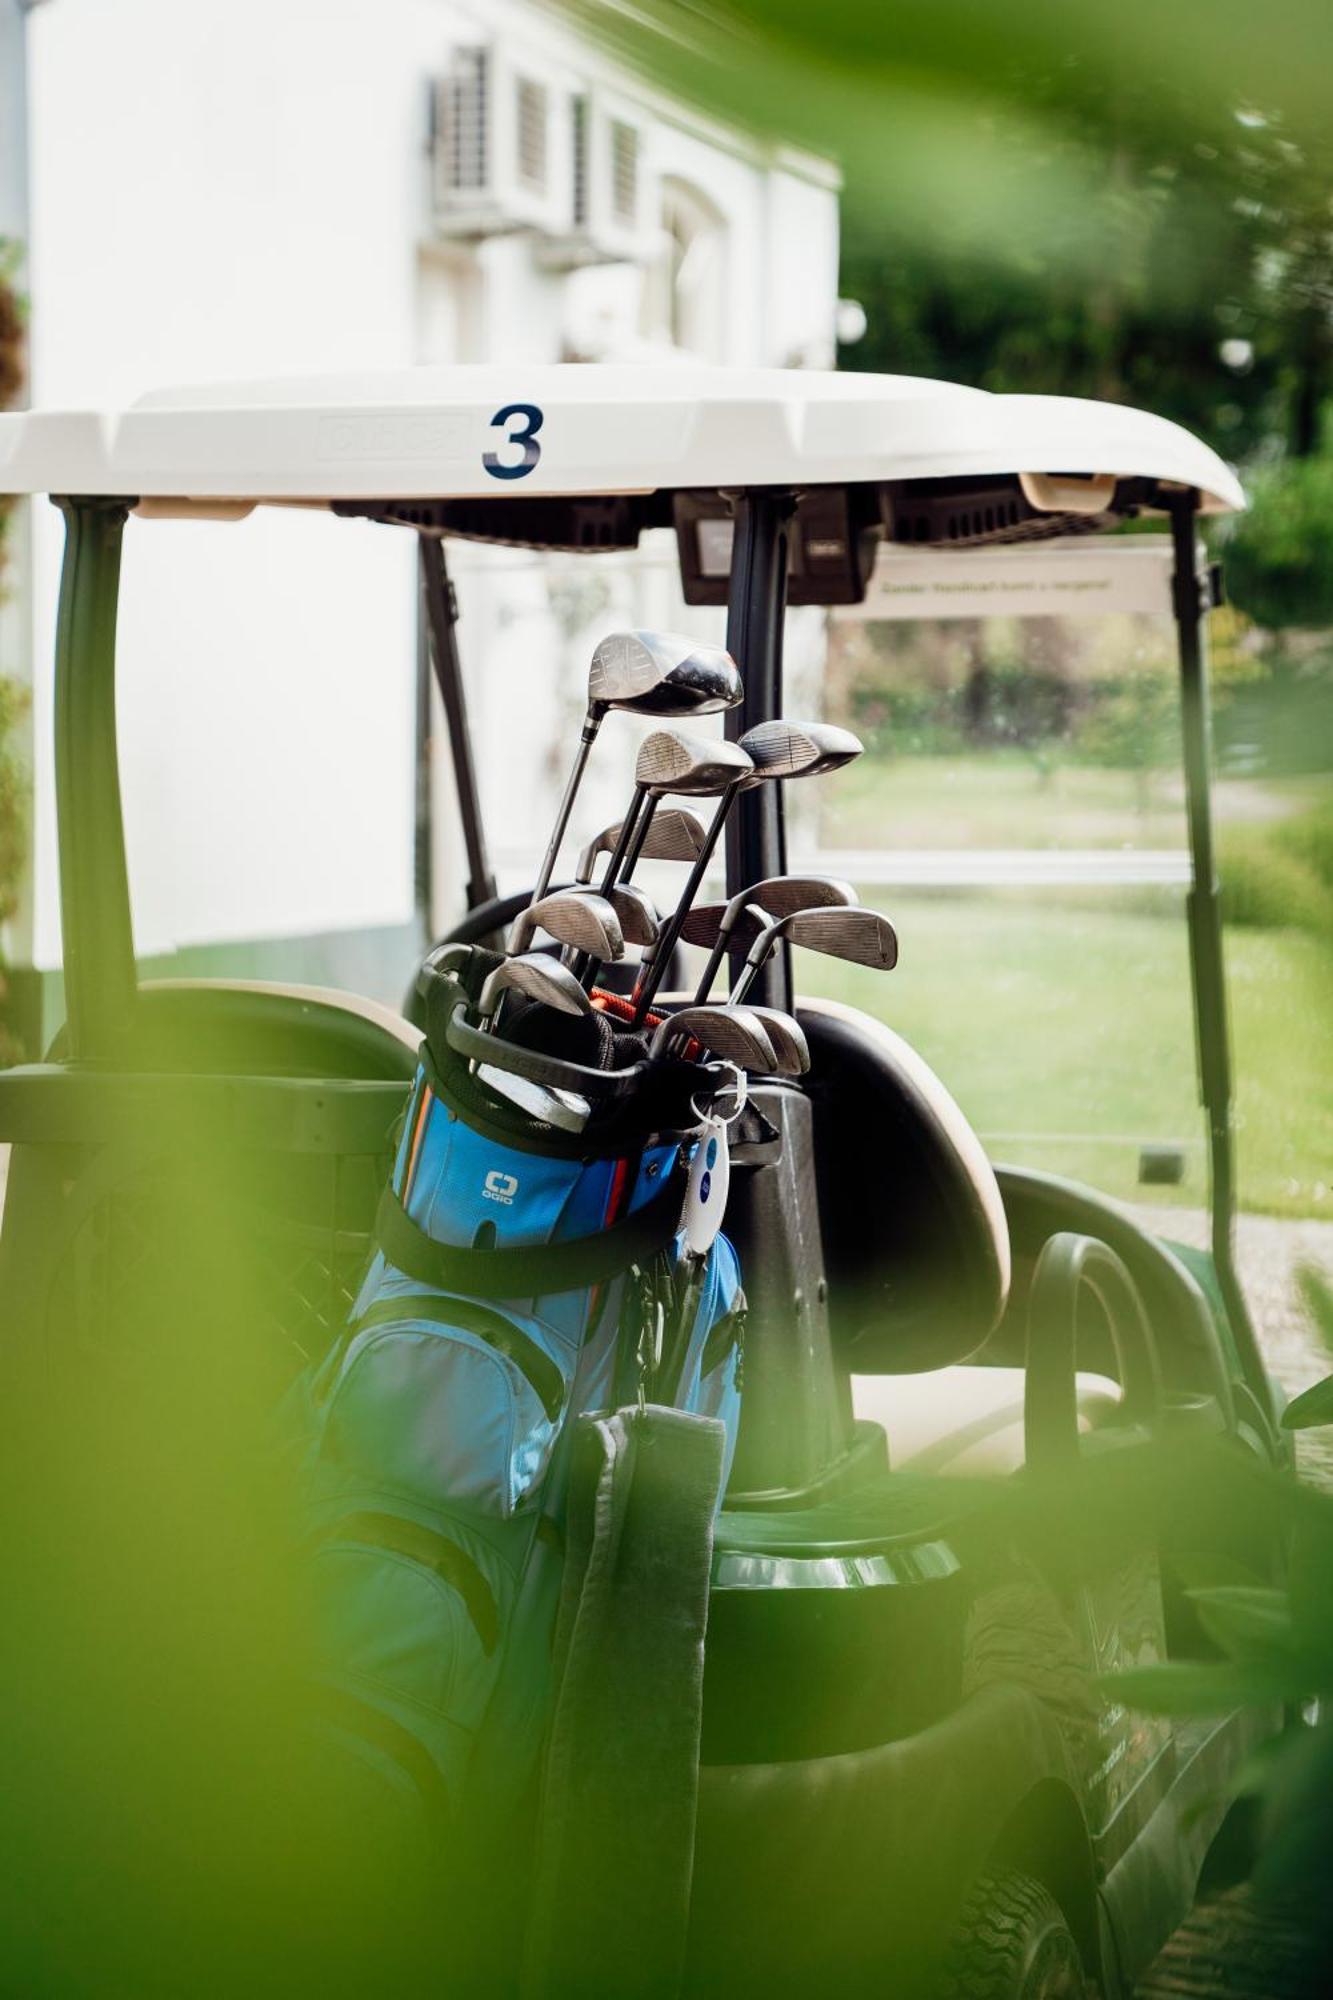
595, 727, 756, 897
478, 950, 594, 1026
574, 805, 708, 884
689, 874, 859, 1001
648, 1004, 778, 1072
629, 721, 864, 1024
527, 632, 742, 912
508, 886, 625, 962
737, 1005, 810, 1077
727, 906, 899, 1005
476, 1062, 591, 1134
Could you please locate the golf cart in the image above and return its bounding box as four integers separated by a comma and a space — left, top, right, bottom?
0, 367, 1285, 1997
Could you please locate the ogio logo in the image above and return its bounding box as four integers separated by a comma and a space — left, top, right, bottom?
483, 1170, 518, 1206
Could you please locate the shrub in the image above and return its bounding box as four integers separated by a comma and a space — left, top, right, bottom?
1223, 451, 1333, 632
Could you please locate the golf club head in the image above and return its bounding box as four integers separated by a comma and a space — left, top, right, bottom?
745, 1005, 811, 1076
577, 807, 708, 880
649, 1004, 778, 1071
605, 881, 659, 948
678, 901, 771, 951
634, 727, 754, 798
731, 874, 858, 923
511, 888, 625, 961
735, 719, 865, 789
779, 905, 899, 970
479, 951, 593, 1020
589, 632, 743, 716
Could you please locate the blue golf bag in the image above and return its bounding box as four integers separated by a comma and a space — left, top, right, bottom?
299, 1002, 745, 1851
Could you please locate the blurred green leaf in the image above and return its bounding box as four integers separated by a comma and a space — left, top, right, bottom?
1187, 1585, 1299, 1660
1281, 1373, 1333, 1431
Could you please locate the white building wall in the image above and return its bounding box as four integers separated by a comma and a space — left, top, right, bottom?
14, 0, 840, 990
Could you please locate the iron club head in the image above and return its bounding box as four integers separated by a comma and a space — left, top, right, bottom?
728, 904, 898, 1003
649, 1004, 778, 1072
478, 951, 594, 1022
509, 888, 626, 961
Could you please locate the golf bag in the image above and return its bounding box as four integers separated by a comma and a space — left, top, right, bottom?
299, 1015, 745, 1851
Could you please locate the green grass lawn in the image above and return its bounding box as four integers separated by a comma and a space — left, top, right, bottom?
816, 751, 1310, 852
794, 893, 1333, 1219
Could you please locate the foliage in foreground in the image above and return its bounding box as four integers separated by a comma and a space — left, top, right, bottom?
1112, 1271, 1333, 1931
0, 236, 26, 1064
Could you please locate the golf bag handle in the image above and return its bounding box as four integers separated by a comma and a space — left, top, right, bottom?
373, 1171, 688, 1298
1024, 1232, 1163, 1475
444, 1001, 650, 1102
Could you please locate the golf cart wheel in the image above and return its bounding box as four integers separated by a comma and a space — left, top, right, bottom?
936, 1873, 1088, 2000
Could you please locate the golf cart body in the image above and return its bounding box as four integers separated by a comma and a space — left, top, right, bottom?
0, 367, 1278, 1995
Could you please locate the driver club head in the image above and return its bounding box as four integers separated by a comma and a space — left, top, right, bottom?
479, 951, 593, 1021
588, 632, 743, 717
510, 888, 625, 961
649, 1004, 778, 1072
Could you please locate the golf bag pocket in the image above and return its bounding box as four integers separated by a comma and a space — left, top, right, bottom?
307, 1503, 519, 1834
317, 1294, 569, 1519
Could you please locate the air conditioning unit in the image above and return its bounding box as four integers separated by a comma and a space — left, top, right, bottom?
539, 92, 658, 269
432, 43, 573, 239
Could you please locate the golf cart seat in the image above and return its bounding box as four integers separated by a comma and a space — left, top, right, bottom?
794, 999, 1167, 1479
797, 997, 1011, 1373
852, 1365, 1123, 1479
0, 979, 419, 1369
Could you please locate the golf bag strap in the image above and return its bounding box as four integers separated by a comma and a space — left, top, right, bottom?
523, 1406, 726, 2000
373, 1169, 685, 1298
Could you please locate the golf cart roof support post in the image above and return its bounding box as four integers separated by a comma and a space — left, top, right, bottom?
52, 496, 138, 1059
419, 535, 497, 914
724, 490, 796, 1014
1167, 490, 1267, 1415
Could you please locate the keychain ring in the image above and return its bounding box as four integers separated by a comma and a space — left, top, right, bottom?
690, 1060, 747, 1129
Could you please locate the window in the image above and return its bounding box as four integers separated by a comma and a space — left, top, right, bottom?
516, 77, 548, 194
610, 120, 639, 227
571, 95, 590, 228
438, 47, 488, 194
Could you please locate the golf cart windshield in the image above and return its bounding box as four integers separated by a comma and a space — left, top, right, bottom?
815, 535, 1207, 1220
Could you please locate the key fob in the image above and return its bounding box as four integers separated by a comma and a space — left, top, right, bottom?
681, 1111, 729, 1258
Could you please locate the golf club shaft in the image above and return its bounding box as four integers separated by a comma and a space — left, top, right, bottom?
726, 939, 776, 1007
693, 918, 739, 1004
574, 784, 654, 986
529, 709, 602, 911
629, 781, 742, 1023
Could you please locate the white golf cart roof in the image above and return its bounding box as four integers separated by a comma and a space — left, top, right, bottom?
0, 364, 1243, 514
